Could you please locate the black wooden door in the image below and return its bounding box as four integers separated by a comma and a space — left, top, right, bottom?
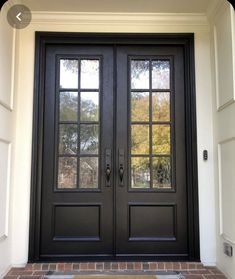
41, 45, 114, 257
38, 40, 194, 260
116, 46, 188, 257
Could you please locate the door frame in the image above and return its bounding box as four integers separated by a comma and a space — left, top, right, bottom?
29, 32, 199, 262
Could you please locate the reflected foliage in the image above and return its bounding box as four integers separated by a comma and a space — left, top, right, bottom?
79, 157, 98, 188
59, 124, 77, 155
131, 157, 150, 188
131, 92, 149, 121
80, 125, 99, 154
152, 61, 170, 89
153, 157, 171, 189
58, 157, 77, 189
60, 92, 78, 121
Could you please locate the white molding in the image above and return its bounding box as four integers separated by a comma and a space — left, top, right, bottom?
30, 12, 209, 31
0, 139, 12, 240
0, 101, 13, 112
213, 3, 235, 111
206, 0, 224, 23
218, 138, 235, 245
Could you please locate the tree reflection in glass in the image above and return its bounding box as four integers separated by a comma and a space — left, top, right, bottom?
153, 157, 171, 189
79, 157, 98, 188
80, 92, 99, 121
80, 125, 99, 154
60, 92, 78, 121
58, 157, 77, 188
131, 157, 150, 188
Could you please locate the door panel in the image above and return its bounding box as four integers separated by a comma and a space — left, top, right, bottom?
41, 45, 114, 256
116, 46, 188, 256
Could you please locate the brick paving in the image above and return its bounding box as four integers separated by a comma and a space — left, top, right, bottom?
4, 262, 227, 279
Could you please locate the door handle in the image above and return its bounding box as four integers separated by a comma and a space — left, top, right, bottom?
105, 149, 112, 187
118, 149, 124, 186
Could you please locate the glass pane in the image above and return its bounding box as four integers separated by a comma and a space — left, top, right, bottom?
58, 157, 77, 189
80, 92, 99, 121
80, 125, 99, 154
80, 60, 99, 89
60, 92, 78, 121
60, 59, 78, 89
131, 60, 149, 89
153, 157, 171, 189
131, 157, 150, 188
131, 92, 149, 122
131, 125, 149, 154
59, 124, 77, 155
152, 92, 170, 122
152, 60, 170, 89
152, 125, 171, 154
79, 157, 98, 188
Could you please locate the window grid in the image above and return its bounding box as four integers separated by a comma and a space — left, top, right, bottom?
130, 58, 172, 190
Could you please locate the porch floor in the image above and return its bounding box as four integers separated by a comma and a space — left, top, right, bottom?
4, 262, 227, 279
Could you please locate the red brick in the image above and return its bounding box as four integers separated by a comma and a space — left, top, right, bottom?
49, 264, 57, 271
41, 264, 49, 271
95, 263, 103, 270
87, 263, 95, 270
25, 264, 34, 271
206, 268, 224, 275
64, 263, 72, 271
181, 262, 188, 270
173, 262, 181, 270
148, 262, 156, 270
134, 262, 142, 270
33, 271, 48, 276
119, 262, 127, 270
127, 262, 134, 270
8, 271, 33, 276
57, 263, 65, 271
72, 263, 80, 270
165, 262, 173, 270
80, 263, 88, 270
190, 270, 211, 275
19, 276, 42, 279
195, 263, 205, 270
204, 276, 227, 279
157, 262, 165, 270
184, 275, 204, 279
188, 263, 196, 269
142, 263, 149, 270
32, 264, 42, 271
104, 262, 111, 270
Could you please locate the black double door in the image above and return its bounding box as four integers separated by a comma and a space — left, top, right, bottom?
40, 43, 189, 259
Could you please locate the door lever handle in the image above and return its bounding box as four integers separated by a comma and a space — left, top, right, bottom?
119, 164, 124, 183
105, 149, 112, 187
118, 149, 125, 186
106, 164, 111, 183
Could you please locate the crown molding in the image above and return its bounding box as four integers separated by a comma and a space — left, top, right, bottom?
207, 0, 233, 23
30, 12, 209, 30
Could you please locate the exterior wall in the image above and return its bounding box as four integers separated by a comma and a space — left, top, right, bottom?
209, 2, 235, 278
10, 13, 216, 267
0, 2, 17, 278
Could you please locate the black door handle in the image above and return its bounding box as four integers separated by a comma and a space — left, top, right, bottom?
106, 164, 111, 183
105, 149, 112, 187
118, 149, 124, 186
119, 164, 124, 183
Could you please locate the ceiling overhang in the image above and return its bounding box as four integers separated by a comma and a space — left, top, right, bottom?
0, 0, 234, 12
